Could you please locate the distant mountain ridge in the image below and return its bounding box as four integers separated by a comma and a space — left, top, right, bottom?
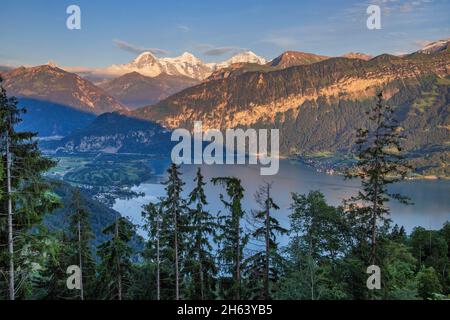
99, 71, 200, 108
45, 112, 173, 155
1, 65, 126, 114
416, 38, 449, 54
133, 51, 449, 130
268, 51, 330, 68
206, 51, 375, 81
130, 49, 449, 177
0, 65, 127, 137
342, 52, 373, 60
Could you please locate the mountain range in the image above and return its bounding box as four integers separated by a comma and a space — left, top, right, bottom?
2, 39, 449, 176
106, 51, 213, 80
134, 48, 449, 130
131, 42, 449, 177
88, 50, 267, 81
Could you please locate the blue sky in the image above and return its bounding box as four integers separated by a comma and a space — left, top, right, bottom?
0, 0, 448, 67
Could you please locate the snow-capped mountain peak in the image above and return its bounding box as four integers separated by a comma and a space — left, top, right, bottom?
106, 51, 162, 77
47, 60, 59, 68
215, 51, 267, 69
229, 51, 267, 64
158, 52, 210, 79
417, 39, 449, 54
135, 51, 157, 60
180, 52, 199, 61
131, 52, 158, 67
103, 50, 267, 80
160, 52, 202, 64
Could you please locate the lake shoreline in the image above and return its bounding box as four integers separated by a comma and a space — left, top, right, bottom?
112, 160, 450, 236
289, 156, 450, 181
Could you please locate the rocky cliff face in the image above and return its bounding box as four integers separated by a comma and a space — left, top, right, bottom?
268, 51, 330, 68
130, 50, 449, 177
133, 51, 449, 131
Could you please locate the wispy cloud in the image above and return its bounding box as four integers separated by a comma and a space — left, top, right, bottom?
203, 47, 242, 56
195, 44, 246, 56
113, 39, 169, 56
365, 0, 434, 15
177, 24, 190, 33
261, 36, 299, 48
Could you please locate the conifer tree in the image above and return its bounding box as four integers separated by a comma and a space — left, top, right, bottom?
185, 168, 217, 299
0, 77, 60, 299
142, 201, 163, 300
97, 217, 135, 300
68, 188, 96, 300
212, 177, 247, 300
160, 163, 187, 300
245, 182, 287, 300
345, 92, 411, 264
31, 229, 73, 300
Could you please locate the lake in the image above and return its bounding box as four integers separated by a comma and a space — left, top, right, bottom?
113, 160, 450, 238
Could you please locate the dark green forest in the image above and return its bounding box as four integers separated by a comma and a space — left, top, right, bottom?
0, 79, 449, 300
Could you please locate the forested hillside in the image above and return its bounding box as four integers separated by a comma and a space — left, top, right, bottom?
132, 51, 449, 177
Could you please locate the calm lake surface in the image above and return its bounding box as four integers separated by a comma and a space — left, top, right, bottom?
113, 160, 450, 238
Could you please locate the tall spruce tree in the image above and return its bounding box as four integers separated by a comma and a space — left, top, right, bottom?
185, 168, 217, 299
0, 77, 60, 299
142, 201, 164, 300
97, 217, 135, 300
30, 230, 73, 300
345, 91, 411, 264
245, 182, 287, 300
160, 163, 187, 300
68, 188, 96, 300
212, 177, 247, 300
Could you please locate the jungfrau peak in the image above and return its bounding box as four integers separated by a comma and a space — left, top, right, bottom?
416, 38, 449, 54
215, 51, 267, 69
47, 60, 59, 68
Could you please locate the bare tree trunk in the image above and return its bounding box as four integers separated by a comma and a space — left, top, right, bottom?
156, 215, 160, 301
6, 127, 14, 300
199, 252, 204, 300
370, 210, 377, 265
309, 238, 314, 300
197, 233, 205, 300
78, 217, 84, 300
174, 208, 179, 300
371, 169, 379, 265
370, 109, 382, 266
115, 219, 122, 300
264, 185, 270, 300
236, 218, 241, 300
